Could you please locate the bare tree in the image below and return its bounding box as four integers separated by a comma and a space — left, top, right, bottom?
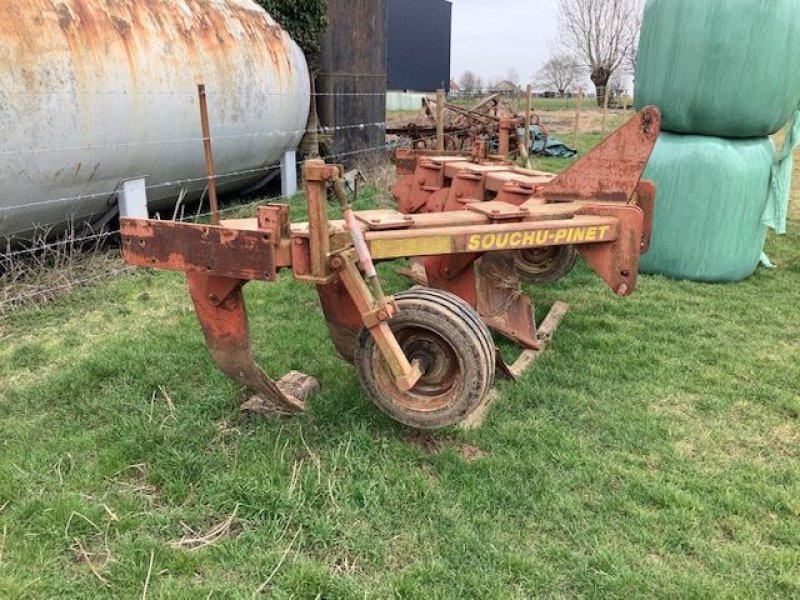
505, 68, 521, 86
535, 54, 584, 96
625, 0, 645, 74
459, 70, 480, 93
557, 0, 643, 105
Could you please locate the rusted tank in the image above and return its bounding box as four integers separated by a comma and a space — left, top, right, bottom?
0, 0, 310, 241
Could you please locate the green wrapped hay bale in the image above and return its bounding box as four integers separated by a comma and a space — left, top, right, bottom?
635, 0, 800, 138
641, 133, 774, 282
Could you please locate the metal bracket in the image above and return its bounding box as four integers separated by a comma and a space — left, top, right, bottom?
332, 251, 423, 391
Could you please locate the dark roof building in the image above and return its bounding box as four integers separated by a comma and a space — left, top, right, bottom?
387, 0, 452, 92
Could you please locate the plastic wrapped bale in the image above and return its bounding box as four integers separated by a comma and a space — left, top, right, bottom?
640, 133, 775, 283
635, 0, 800, 138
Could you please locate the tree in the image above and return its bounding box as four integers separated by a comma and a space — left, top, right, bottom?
256, 0, 328, 70
505, 68, 521, 87
459, 71, 484, 95
535, 54, 583, 96
557, 0, 643, 105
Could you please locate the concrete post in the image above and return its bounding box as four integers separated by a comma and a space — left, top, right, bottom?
281, 150, 298, 198
118, 178, 148, 219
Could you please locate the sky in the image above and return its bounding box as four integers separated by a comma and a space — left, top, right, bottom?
449, 0, 561, 85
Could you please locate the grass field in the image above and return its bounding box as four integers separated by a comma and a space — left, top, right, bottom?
1, 127, 799, 597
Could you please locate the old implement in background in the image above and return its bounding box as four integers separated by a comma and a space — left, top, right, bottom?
120, 107, 661, 430
387, 93, 545, 153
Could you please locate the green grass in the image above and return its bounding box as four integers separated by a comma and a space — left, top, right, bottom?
2, 185, 800, 597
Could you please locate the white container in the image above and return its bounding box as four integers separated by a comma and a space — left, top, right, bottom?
0, 0, 310, 240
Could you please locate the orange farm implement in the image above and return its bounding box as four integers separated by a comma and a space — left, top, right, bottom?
120, 107, 660, 429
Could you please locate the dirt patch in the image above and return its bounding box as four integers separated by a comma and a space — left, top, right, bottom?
541, 108, 628, 135
403, 430, 487, 462
169, 505, 242, 552
111, 463, 163, 507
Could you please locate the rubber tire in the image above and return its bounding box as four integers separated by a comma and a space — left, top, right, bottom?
355, 288, 495, 429
515, 245, 579, 284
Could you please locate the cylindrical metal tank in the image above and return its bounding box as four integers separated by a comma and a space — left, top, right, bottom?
0, 0, 310, 241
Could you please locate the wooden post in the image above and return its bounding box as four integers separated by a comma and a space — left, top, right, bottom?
524, 84, 533, 152
601, 85, 611, 137
197, 84, 220, 226
436, 88, 445, 152
572, 88, 583, 150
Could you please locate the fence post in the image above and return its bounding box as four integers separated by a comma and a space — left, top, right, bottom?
572, 88, 583, 150
118, 178, 148, 219
436, 89, 445, 152
524, 84, 532, 152
601, 86, 611, 137
281, 150, 298, 198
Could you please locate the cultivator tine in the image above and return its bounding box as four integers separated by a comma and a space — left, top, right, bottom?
474, 252, 540, 350
186, 273, 314, 415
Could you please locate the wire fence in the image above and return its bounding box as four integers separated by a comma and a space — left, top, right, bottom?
2, 121, 471, 244
0, 122, 473, 316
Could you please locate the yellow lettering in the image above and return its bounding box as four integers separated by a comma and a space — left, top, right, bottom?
509, 232, 523, 247
496, 233, 510, 249
554, 229, 569, 243
597, 225, 612, 240
584, 227, 598, 242
570, 228, 586, 244
468, 234, 482, 251
482, 234, 496, 250
522, 232, 537, 246
535, 230, 550, 245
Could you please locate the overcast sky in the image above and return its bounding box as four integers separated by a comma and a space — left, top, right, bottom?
449, 0, 561, 84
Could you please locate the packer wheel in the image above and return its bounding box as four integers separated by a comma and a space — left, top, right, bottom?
354, 288, 495, 429
514, 245, 579, 284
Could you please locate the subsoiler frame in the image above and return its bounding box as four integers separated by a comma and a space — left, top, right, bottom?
120, 108, 660, 418
121, 167, 647, 410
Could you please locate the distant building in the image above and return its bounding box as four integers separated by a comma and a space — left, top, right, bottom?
387, 0, 452, 93
489, 80, 521, 97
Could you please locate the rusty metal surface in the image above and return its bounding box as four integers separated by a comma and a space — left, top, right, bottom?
121, 218, 276, 281
120, 117, 659, 428
1, 0, 310, 239
504, 301, 569, 379
475, 253, 539, 349
633, 180, 657, 254
387, 94, 540, 152
575, 205, 645, 297
393, 109, 660, 217
198, 84, 221, 226
186, 273, 308, 415
541, 107, 661, 203
316, 281, 363, 363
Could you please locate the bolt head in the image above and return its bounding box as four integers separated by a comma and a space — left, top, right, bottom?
330, 257, 343, 270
